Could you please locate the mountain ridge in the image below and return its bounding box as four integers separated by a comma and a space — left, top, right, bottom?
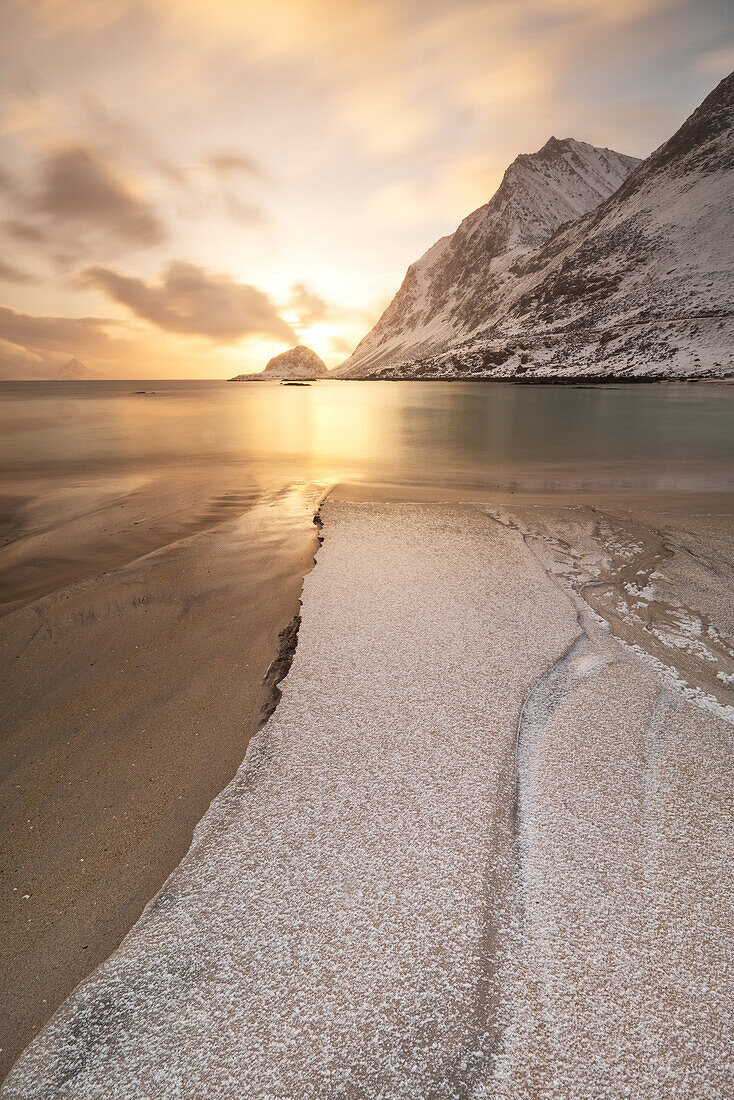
338, 137, 640, 377
339, 71, 734, 381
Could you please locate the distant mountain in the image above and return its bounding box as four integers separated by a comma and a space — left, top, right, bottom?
56, 358, 107, 380
0, 356, 108, 380
339, 71, 734, 381
230, 345, 329, 381
337, 139, 639, 377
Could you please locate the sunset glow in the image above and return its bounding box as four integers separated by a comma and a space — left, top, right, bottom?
1, 4, 733, 1089
0, 0, 731, 377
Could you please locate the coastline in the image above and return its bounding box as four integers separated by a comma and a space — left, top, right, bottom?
223, 374, 734, 384
3, 496, 732, 1096
2, 376, 733, 1084
0, 484, 324, 1079
327, 373, 734, 384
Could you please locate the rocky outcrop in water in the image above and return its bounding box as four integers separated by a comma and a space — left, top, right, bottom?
230, 345, 329, 381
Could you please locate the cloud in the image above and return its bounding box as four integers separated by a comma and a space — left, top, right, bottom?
18, 0, 128, 34
81, 95, 191, 190
206, 152, 267, 178
0, 303, 128, 378
1, 218, 49, 244
0, 337, 44, 368
82, 100, 272, 227
83, 97, 270, 193
0, 259, 34, 284
14, 0, 712, 175
134, 0, 673, 160
81, 260, 296, 343
0, 168, 16, 195
224, 193, 269, 225
0, 304, 114, 353
0, 142, 166, 267
33, 143, 166, 246
289, 282, 330, 323
0, 337, 49, 378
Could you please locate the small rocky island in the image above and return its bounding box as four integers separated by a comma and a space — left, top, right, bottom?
229, 345, 329, 382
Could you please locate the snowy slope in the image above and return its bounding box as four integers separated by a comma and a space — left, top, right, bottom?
341, 72, 734, 381
338, 139, 639, 377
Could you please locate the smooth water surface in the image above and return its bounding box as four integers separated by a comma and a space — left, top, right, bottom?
2, 380, 734, 492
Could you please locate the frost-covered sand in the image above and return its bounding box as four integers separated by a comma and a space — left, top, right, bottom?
3, 502, 733, 1098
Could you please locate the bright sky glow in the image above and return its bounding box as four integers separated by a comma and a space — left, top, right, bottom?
0, 0, 731, 377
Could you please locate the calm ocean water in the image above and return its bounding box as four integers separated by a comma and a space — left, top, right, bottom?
2, 380, 734, 492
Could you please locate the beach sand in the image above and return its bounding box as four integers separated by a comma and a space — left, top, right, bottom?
3, 499, 732, 1097
0, 481, 323, 1078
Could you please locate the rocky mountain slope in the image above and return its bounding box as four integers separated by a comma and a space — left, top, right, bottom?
338, 139, 639, 377
339, 72, 734, 381
230, 345, 329, 381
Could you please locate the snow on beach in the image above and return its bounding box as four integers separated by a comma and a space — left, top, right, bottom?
486, 501, 733, 1095
4, 503, 732, 1098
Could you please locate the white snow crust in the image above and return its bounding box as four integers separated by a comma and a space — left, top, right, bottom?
4, 504, 732, 1099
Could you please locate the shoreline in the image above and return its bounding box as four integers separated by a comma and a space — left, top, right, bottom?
4, 499, 731, 1096
2, 478, 733, 1083
0, 486, 324, 1079
2, 375, 732, 383
224, 374, 734, 384
331, 373, 734, 383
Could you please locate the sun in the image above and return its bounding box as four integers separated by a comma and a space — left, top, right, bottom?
296, 322, 336, 360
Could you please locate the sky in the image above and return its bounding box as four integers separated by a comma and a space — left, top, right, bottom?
0, 0, 732, 379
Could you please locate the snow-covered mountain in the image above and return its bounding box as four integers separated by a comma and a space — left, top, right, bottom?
339, 71, 734, 381
230, 344, 329, 381
337, 139, 639, 377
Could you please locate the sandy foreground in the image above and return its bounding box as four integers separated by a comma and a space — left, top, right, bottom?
0, 478, 323, 1077
2, 500, 732, 1098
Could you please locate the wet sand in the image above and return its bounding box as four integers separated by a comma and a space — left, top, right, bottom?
0, 480, 323, 1077
2, 497, 732, 1097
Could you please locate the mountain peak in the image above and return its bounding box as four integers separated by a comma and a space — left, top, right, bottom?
338, 137, 638, 377
56, 357, 107, 380
538, 135, 566, 152
230, 345, 329, 381
514, 137, 580, 164
263, 345, 328, 379
646, 68, 734, 177
341, 72, 733, 382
